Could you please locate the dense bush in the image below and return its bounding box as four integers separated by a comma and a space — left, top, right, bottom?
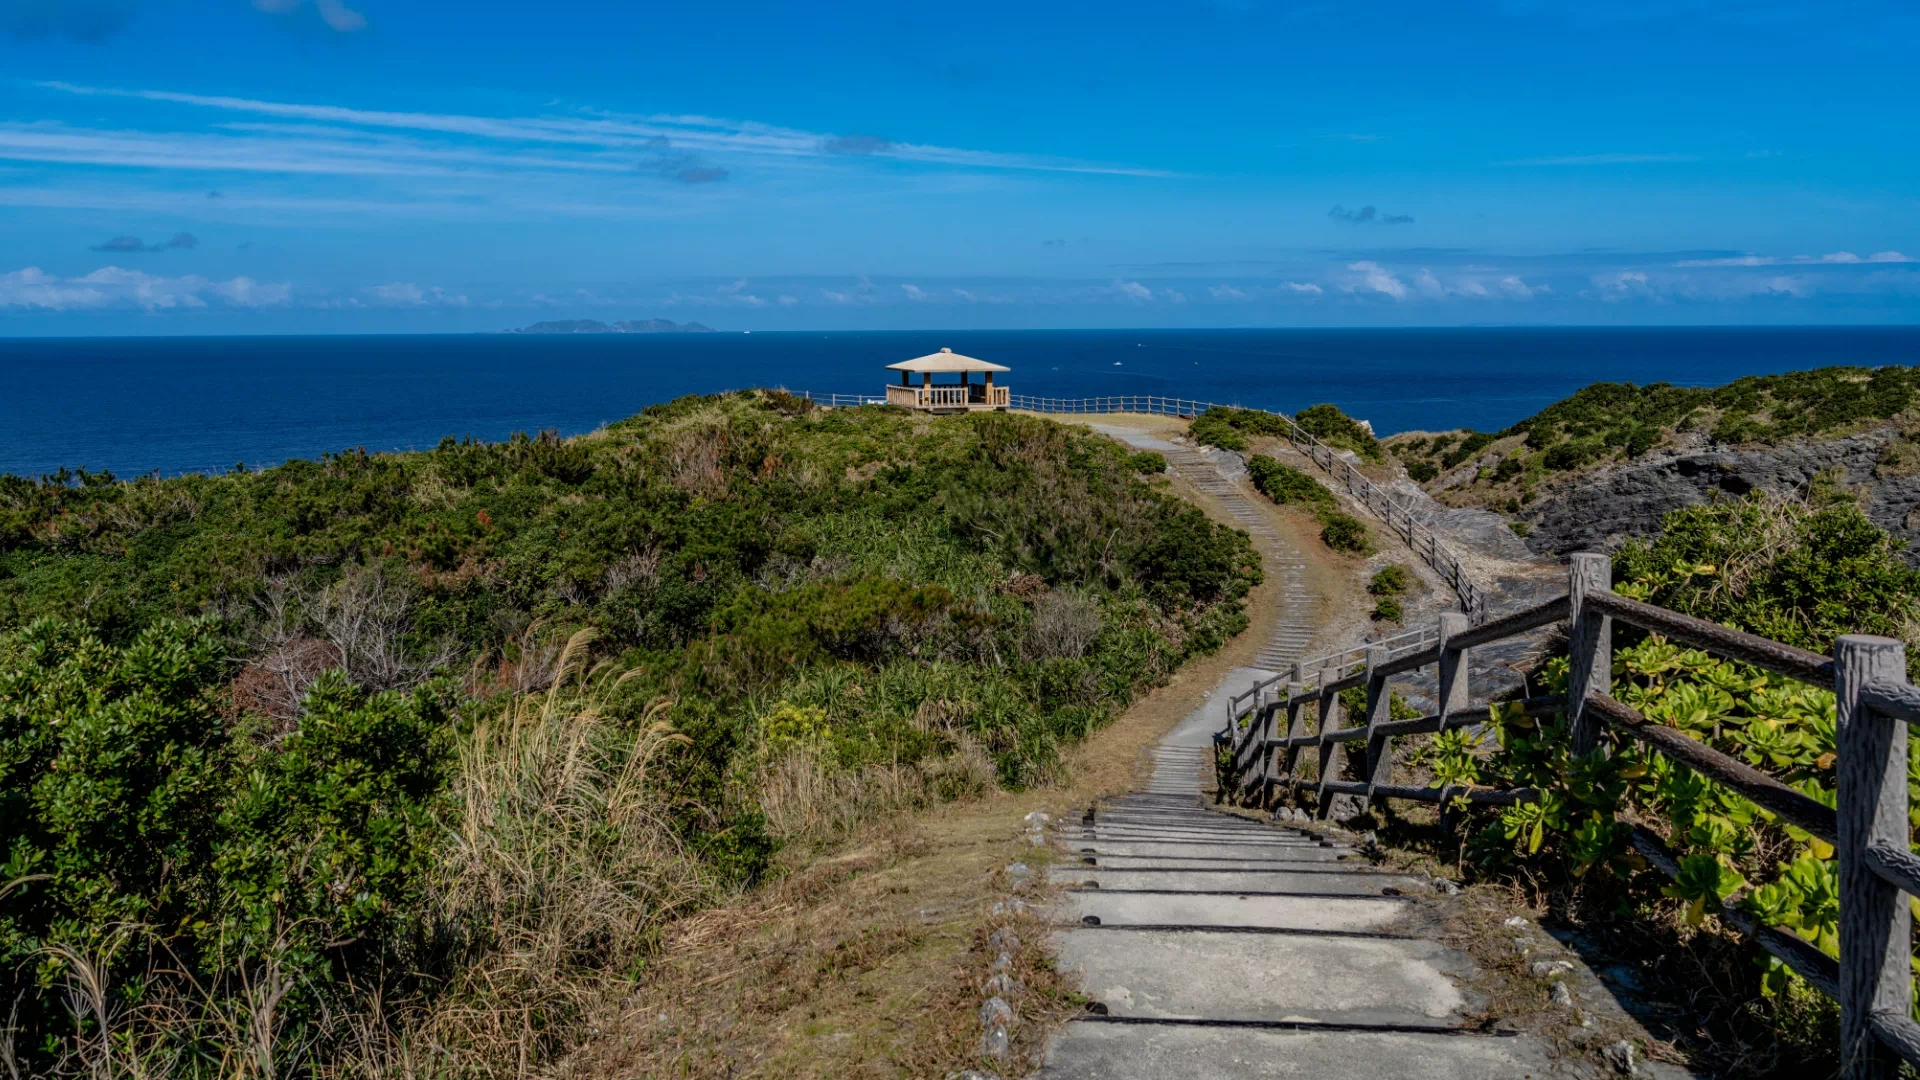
1127, 450, 1167, 474
1292, 403, 1384, 463
1371, 596, 1403, 622
1430, 492, 1920, 1045
1319, 512, 1372, 554
0, 392, 1259, 1074
1246, 456, 1335, 511
1368, 565, 1411, 596
1245, 456, 1372, 555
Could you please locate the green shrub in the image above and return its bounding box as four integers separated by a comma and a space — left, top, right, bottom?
1441, 431, 1496, 469
1293, 404, 1383, 463
1368, 565, 1411, 596
1406, 460, 1439, 483
1189, 409, 1248, 451
1128, 450, 1167, 474
1371, 596, 1403, 622
1319, 513, 1372, 554
0, 390, 1263, 1073
0, 618, 448, 1062
1246, 456, 1336, 511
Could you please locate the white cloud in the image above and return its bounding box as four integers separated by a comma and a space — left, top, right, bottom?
1675, 250, 1915, 268
952, 288, 977, 302
0, 265, 290, 311
1414, 268, 1445, 298
1208, 284, 1245, 299
1500, 275, 1548, 298
1113, 280, 1154, 302
777, 294, 798, 306
363, 282, 469, 307
901, 283, 928, 301
1281, 282, 1323, 295
1162, 288, 1187, 303
716, 278, 748, 294
1347, 261, 1408, 301
1498, 152, 1701, 166
1590, 270, 1655, 301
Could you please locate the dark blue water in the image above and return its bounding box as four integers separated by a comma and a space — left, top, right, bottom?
3, 327, 1916, 478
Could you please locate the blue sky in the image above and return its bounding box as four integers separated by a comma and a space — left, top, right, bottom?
1, 0, 1916, 333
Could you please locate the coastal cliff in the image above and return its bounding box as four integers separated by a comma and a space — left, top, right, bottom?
1383, 365, 1920, 565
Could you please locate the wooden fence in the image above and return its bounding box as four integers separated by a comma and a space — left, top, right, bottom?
1215, 552, 1919, 1078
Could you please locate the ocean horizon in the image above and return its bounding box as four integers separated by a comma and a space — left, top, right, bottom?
4, 325, 1916, 479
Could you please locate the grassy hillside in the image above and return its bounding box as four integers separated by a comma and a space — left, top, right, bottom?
0, 391, 1258, 1075
1385, 364, 1920, 507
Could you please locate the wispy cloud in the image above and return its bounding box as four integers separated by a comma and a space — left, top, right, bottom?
1497, 152, 1702, 166
0, 265, 289, 311
1675, 250, 1914, 267
34, 81, 1174, 178
89, 232, 198, 253
253, 0, 368, 33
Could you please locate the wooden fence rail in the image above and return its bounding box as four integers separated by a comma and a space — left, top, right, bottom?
1213, 551, 1919, 1078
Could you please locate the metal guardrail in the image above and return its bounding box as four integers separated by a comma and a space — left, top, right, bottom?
1213, 551, 1920, 1079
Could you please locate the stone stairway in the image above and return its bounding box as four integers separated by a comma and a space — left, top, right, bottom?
1040, 429, 1558, 1078
1038, 725, 1555, 1077
1101, 433, 1314, 677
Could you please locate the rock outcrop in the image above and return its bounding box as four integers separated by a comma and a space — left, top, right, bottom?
1514, 425, 1920, 563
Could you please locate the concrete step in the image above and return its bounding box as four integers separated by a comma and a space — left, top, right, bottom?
1059, 891, 1410, 932
1052, 868, 1417, 895
1072, 854, 1363, 870
1037, 1023, 1550, 1079
1067, 841, 1345, 860
1050, 928, 1471, 1025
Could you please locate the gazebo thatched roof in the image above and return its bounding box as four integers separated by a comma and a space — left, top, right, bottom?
885, 347, 1009, 374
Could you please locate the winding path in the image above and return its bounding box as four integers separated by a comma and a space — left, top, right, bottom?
1037, 432, 1559, 1078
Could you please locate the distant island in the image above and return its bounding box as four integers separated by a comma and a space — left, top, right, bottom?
502, 318, 715, 334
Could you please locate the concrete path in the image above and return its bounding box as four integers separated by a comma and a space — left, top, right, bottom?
1039, 428, 1560, 1078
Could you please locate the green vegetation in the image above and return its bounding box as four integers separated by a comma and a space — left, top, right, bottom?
1368, 565, 1411, 596
1389, 366, 1920, 509
1370, 596, 1403, 622
0, 392, 1259, 1075
1292, 403, 1383, 463
1245, 456, 1373, 555
1127, 450, 1167, 474
1189, 403, 1382, 464
1425, 492, 1920, 1067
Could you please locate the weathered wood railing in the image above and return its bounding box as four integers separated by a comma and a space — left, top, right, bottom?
1213, 551, 1919, 1078
1001, 393, 1487, 618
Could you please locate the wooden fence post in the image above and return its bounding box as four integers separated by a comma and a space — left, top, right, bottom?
1435, 612, 1471, 831
1279, 663, 1306, 808
1257, 684, 1275, 810
1835, 635, 1910, 1080
1314, 664, 1344, 820
1362, 645, 1393, 811
1567, 552, 1613, 756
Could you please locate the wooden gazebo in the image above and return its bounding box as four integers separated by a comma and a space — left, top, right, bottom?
884, 348, 1010, 413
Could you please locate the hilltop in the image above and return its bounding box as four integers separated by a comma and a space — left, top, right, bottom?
1380, 364, 1920, 560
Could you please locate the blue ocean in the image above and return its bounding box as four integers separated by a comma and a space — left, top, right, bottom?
3, 327, 1916, 479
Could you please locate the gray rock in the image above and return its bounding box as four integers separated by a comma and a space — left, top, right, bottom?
982, 972, 1021, 997
1503, 916, 1531, 929
1023, 811, 1051, 827
1531, 960, 1575, 978
992, 950, 1013, 971
1005, 862, 1033, 881
1602, 1039, 1637, 1075
980, 996, 1014, 1028
1551, 981, 1575, 1007
988, 928, 1020, 951
948, 1072, 1003, 1080
1516, 426, 1920, 566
